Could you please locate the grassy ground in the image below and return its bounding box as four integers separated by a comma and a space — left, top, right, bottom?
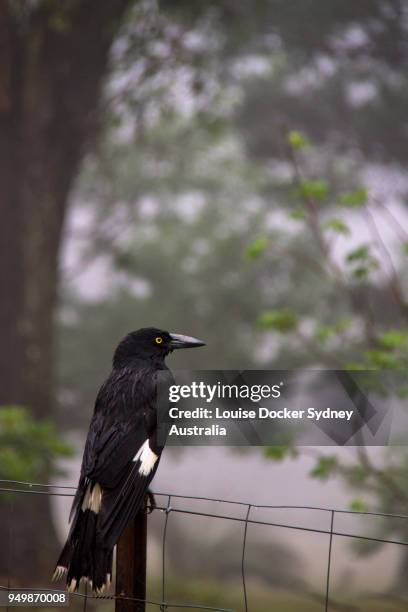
38, 576, 408, 611
144, 575, 408, 612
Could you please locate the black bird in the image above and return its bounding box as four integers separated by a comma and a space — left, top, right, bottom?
53, 327, 205, 593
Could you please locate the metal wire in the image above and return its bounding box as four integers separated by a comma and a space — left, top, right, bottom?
83, 580, 88, 612
1, 480, 407, 520
151, 504, 408, 548
241, 505, 251, 612
161, 495, 172, 611
325, 511, 334, 612
6, 495, 13, 612
1, 480, 408, 612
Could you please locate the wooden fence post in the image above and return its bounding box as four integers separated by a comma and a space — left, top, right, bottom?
115, 507, 147, 612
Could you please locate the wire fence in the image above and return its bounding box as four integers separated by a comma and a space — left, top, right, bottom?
1, 479, 408, 611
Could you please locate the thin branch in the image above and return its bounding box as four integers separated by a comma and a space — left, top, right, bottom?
294, 328, 344, 369
356, 446, 408, 505
288, 146, 345, 282
373, 197, 408, 244
363, 204, 407, 316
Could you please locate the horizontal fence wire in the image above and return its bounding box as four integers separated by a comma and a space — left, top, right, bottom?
1, 479, 408, 612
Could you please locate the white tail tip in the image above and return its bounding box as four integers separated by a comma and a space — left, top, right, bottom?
52, 566, 67, 582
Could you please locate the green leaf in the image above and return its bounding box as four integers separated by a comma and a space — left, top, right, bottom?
349, 499, 369, 512
289, 207, 306, 221
323, 218, 350, 235
257, 309, 298, 333
346, 465, 369, 484
264, 446, 287, 461
314, 325, 334, 343
403, 242, 408, 256
345, 244, 378, 280
315, 318, 352, 343
338, 187, 368, 208
378, 330, 408, 350
287, 130, 309, 150
352, 266, 370, 280
297, 180, 328, 201
334, 317, 352, 333
244, 236, 269, 261
365, 349, 402, 369
310, 456, 338, 480
346, 245, 370, 262
264, 444, 298, 461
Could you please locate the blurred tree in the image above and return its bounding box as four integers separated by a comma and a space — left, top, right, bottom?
0, 406, 72, 481
256, 131, 408, 596
165, 0, 408, 163
61, 0, 408, 589
0, 0, 133, 580
58, 111, 277, 426
149, 10, 408, 594
234, 0, 408, 163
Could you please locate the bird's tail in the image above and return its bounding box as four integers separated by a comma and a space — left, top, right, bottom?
53, 494, 113, 594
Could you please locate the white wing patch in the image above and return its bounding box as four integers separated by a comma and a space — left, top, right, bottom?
81, 482, 102, 513
133, 439, 158, 476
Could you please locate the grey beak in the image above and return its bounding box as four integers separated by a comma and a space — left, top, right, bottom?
170, 333, 206, 349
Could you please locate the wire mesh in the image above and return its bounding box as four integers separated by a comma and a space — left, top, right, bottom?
0, 479, 408, 611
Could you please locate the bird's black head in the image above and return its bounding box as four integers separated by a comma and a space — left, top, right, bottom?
113, 327, 205, 368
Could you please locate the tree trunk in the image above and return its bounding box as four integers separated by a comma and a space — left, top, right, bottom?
0, 0, 132, 583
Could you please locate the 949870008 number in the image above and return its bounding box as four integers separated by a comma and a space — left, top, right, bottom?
0, 590, 69, 607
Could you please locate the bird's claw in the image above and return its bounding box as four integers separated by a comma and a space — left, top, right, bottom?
146, 490, 156, 514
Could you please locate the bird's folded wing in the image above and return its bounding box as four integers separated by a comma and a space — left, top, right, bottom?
85, 420, 146, 487
69, 418, 146, 522
97, 456, 159, 548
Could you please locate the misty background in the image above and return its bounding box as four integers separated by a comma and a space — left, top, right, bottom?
1, 1, 408, 610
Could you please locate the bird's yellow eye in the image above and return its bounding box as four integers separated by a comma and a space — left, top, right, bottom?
155, 336, 163, 344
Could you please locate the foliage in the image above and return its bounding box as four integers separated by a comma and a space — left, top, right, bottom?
338, 188, 368, 208
264, 445, 298, 461
148, 574, 398, 612
257, 310, 297, 333
296, 180, 328, 202
310, 456, 338, 480
0, 406, 73, 481
251, 132, 408, 588
244, 236, 269, 261
287, 130, 309, 150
